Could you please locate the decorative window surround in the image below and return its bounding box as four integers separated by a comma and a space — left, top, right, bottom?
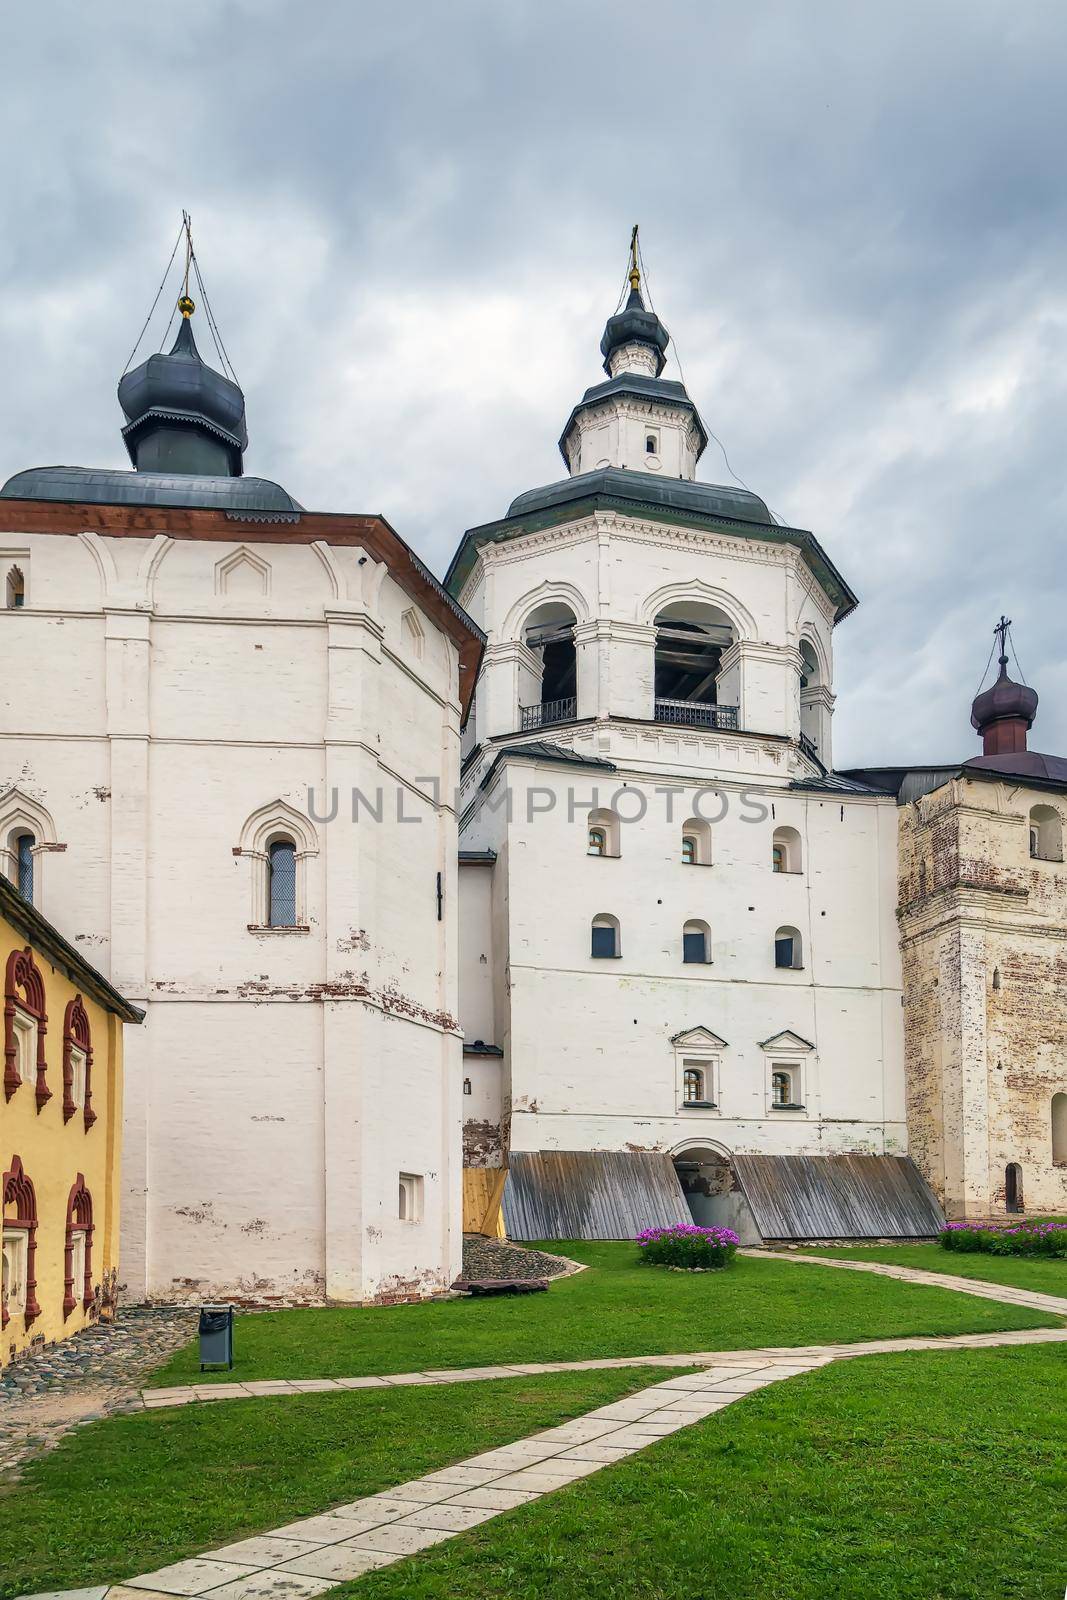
0, 788, 62, 913
4, 947, 49, 1109
671, 1027, 727, 1115
63, 1174, 94, 1318
63, 995, 96, 1129
2, 1156, 39, 1327
760, 1031, 815, 1115
235, 799, 320, 931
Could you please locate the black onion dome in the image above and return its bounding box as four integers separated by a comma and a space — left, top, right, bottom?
970, 661, 1039, 733
118, 314, 248, 469
599, 285, 670, 377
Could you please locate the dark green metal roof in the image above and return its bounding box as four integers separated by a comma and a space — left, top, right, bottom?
446, 468, 858, 622
0, 465, 303, 515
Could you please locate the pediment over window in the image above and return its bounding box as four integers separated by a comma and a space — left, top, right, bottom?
670, 1026, 728, 1050
757, 1029, 814, 1053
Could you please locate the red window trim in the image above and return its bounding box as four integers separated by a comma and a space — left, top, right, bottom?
63, 995, 96, 1130
63, 1174, 94, 1319
4, 947, 50, 1111
2, 1154, 40, 1327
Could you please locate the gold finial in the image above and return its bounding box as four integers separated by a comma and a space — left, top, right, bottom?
179, 210, 195, 316
628, 223, 641, 292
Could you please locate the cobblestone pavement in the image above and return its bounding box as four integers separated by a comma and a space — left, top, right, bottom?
20, 1323, 1067, 1600
1, 1308, 196, 1478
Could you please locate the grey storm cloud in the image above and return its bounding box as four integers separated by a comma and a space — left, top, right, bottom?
3, 0, 1067, 764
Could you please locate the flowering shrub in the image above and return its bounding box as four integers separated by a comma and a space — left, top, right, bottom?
940, 1219, 1067, 1258
636, 1222, 739, 1269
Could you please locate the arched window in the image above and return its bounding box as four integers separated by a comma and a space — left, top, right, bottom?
3, 948, 49, 1108
1005, 1162, 1023, 1213
771, 1069, 794, 1106
14, 833, 34, 902
5, 567, 24, 609
591, 914, 620, 959
268, 839, 298, 927
1052, 1094, 1067, 1166
645, 433, 658, 455
63, 1176, 94, 1319
586, 808, 620, 859
683, 920, 711, 965
63, 996, 96, 1131
521, 602, 578, 730
682, 1066, 705, 1104
2, 1156, 40, 1329
681, 817, 711, 866
654, 601, 737, 728
1029, 806, 1062, 862
774, 926, 803, 970
772, 826, 802, 874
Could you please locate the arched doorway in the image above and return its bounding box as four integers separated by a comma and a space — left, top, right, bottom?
1005, 1162, 1023, 1214
671, 1143, 760, 1243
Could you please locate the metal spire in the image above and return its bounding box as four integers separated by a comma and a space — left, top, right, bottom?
628, 224, 641, 294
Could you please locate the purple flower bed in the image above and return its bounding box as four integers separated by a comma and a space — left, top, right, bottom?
636, 1222, 740, 1270
940, 1219, 1067, 1258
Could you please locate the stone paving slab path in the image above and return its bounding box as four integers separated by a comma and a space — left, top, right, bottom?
741, 1247, 1067, 1316
19, 1323, 1067, 1600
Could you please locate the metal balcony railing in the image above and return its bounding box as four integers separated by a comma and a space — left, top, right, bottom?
520, 696, 577, 731
654, 699, 739, 730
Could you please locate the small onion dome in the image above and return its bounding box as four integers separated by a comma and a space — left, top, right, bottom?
118, 309, 248, 473
599, 283, 670, 377
971, 660, 1038, 737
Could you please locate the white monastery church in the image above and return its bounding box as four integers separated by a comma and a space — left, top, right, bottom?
0, 234, 949, 1307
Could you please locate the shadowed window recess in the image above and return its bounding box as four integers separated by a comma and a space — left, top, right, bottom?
14, 834, 34, 903
774, 926, 803, 969
654, 602, 737, 729
682, 919, 710, 964
591, 914, 620, 958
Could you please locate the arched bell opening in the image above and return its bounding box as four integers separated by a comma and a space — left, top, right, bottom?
654, 602, 737, 730
521, 602, 578, 731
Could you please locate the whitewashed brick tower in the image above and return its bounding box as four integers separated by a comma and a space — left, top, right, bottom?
452, 235, 912, 1238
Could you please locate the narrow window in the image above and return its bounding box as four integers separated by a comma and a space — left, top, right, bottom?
683, 920, 710, 964
681, 836, 696, 865
588, 827, 606, 857
1052, 1093, 1067, 1166
1004, 1162, 1023, 1213
15, 834, 34, 903
992, 967, 1001, 992
591, 916, 620, 958
463, 1077, 472, 1096
772, 845, 783, 873
1029, 806, 1063, 862
772, 827, 801, 874
1030, 827, 1039, 858
680, 818, 711, 866
12, 1013, 36, 1087
774, 927, 802, 969
771, 1069, 793, 1106
2, 1230, 27, 1318
399, 1172, 423, 1222
5, 568, 24, 609
683, 1067, 704, 1104
645, 434, 658, 455
268, 839, 297, 927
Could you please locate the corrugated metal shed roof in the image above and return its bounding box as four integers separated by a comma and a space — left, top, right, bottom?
732, 1154, 944, 1240
503, 1151, 692, 1241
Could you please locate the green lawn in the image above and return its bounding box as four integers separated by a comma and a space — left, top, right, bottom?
800, 1242, 1067, 1297
0, 1367, 679, 1600
349, 1344, 1067, 1600
149, 1243, 1059, 1388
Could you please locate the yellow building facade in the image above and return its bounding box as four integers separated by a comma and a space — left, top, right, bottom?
1, 872, 141, 1366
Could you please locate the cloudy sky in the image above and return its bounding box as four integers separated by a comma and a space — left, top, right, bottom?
3, 1, 1066, 766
